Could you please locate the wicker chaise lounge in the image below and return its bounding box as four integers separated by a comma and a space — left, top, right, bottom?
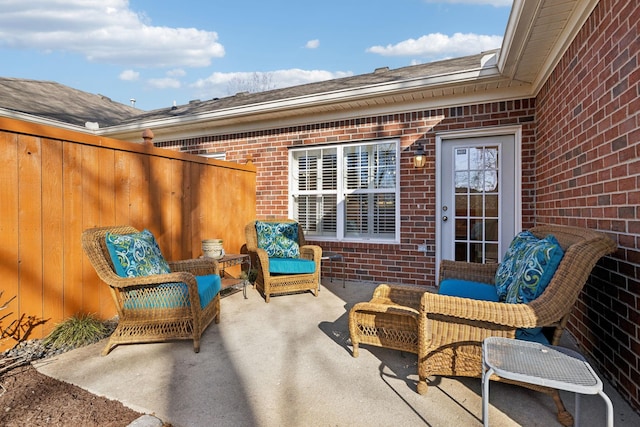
82, 225, 221, 355
349, 224, 616, 426
245, 219, 322, 302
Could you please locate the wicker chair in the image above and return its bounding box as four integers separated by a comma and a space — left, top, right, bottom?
349, 225, 616, 426
82, 225, 221, 355
245, 219, 322, 302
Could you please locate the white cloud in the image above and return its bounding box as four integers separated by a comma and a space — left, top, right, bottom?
148, 77, 181, 89
305, 39, 320, 49
423, 0, 512, 6
191, 69, 353, 99
0, 0, 224, 68
366, 32, 503, 58
119, 69, 139, 81
167, 68, 186, 77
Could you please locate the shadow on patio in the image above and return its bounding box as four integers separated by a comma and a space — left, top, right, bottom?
34, 279, 638, 427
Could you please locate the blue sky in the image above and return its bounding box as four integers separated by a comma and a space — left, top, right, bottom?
0, 0, 513, 111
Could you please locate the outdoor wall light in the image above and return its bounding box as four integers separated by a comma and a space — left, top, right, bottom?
413, 142, 426, 168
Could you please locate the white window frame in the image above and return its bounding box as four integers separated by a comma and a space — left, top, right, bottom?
200, 152, 226, 160
289, 139, 401, 243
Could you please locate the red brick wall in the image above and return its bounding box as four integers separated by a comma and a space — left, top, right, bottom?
536, 0, 640, 411
162, 102, 536, 287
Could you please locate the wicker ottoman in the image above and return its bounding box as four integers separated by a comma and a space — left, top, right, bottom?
349, 284, 429, 357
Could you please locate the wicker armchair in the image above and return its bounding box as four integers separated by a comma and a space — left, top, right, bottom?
349, 225, 616, 426
245, 219, 322, 302
82, 225, 221, 355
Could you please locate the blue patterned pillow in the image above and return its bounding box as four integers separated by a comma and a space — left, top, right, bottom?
494, 231, 539, 301
504, 234, 564, 304
105, 229, 171, 277
255, 221, 300, 258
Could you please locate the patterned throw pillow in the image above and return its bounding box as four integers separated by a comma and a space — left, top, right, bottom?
494, 231, 539, 301
504, 234, 564, 304
105, 229, 171, 277
255, 221, 300, 258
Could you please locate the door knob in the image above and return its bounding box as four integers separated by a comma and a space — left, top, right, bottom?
442, 216, 448, 222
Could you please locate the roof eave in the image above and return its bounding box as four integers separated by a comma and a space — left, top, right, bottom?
99, 55, 510, 140
0, 107, 95, 134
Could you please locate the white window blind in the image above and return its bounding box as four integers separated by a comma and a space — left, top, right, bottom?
290, 140, 399, 242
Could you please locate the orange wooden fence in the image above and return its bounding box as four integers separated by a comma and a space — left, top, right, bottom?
0, 117, 256, 351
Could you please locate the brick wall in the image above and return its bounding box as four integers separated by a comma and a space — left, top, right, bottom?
536, 0, 640, 411
163, 101, 536, 287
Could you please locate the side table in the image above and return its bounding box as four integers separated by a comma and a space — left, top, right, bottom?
321, 251, 345, 289
482, 336, 613, 427
218, 254, 251, 299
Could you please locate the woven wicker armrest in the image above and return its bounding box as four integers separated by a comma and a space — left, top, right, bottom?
169, 258, 219, 276
420, 292, 539, 329
438, 259, 498, 284
104, 270, 195, 288
300, 244, 322, 261
253, 247, 271, 276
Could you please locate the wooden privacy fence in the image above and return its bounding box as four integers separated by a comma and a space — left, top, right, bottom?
0, 117, 256, 351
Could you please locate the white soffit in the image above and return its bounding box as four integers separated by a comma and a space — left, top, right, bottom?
499, 0, 600, 91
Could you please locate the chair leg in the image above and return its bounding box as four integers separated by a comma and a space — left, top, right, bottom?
550, 389, 574, 427
352, 342, 359, 358
101, 340, 116, 356
215, 297, 221, 324
417, 378, 428, 394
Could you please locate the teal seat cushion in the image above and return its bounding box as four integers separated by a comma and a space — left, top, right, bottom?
269, 257, 315, 274
194, 274, 222, 309
494, 231, 539, 301
438, 279, 500, 302
256, 221, 300, 258
123, 275, 221, 310
105, 229, 170, 277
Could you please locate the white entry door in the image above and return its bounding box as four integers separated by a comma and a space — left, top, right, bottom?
437, 129, 521, 269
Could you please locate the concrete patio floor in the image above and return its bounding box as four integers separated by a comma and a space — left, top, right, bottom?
34, 279, 638, 427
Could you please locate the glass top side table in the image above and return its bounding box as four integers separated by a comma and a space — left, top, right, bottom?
482, 336, 613, 427
218, 254, 251, 299
321, 251, 345, 288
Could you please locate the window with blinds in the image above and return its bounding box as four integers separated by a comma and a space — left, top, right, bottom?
290, 140, 399, 242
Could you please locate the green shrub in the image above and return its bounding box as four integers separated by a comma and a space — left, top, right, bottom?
43, 314, 110, 350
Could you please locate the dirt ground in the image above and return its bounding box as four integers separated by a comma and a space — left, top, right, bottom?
0, 364, 145, 427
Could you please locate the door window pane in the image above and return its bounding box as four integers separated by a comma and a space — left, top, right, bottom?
453, 145, 501, 263
455, 195, 468, 216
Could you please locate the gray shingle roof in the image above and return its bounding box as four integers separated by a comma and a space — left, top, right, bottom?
0, 77, 141, 127
0, 51, 495, 129
121, 51, 494, 125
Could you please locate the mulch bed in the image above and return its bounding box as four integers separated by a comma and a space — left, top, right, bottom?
0, 364, 145, 426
